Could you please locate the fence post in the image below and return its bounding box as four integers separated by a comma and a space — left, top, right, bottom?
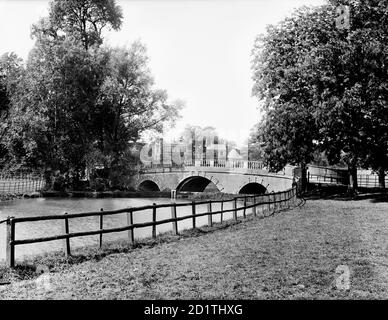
289, 190, 292, 207
267, 194, 271, 214
286, 191, 290, 208
278, 193, 281, 210
63, 212, 71, 258
273, 193, 276, 212
220, 201, 224, 223
233, 198, 238, 221
290, 190, 292, 207
280, 192, 283, 209
192, 201, 196, 228
127, 210, 134, 244
99, 208, 103, 248
243, 197, 247, 218
207, 202, 213, 227
171, 203, 178, 235
152, 203, 157, 239
252, 196, 256, 216
293, 188, 296, 204
6, 217, 15, 268
258, 196, 264, 219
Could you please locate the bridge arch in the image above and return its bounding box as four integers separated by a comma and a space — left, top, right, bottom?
138, 180, 161, 192
238, 182, 267, 195
176, 176, 220, 193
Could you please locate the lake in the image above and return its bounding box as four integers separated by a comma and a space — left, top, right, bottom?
0, 197, 237, 262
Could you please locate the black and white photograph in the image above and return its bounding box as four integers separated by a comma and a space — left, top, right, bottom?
0, 0, 387, 305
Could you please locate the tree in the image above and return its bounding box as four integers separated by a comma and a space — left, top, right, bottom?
3, 0, 124, 178
0, 52, 25, 170
1, 0, 183, 188
248, 123, 265, 161
92, 43, 183, 178
251, 6, 324, 191
313, 0, 388, 189
32, 0, 123, 50
5, 40, 109, 177
252, 0, 388, 191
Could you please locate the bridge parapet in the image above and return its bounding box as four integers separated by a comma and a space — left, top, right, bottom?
140, 160, 267, 171
138, 160, 294, 177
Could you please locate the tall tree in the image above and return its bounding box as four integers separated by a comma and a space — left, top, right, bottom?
92, 43, 183, 172
313, 0, 388, 189
32, 0, 123, 50
251, 6, 324, 190
2, 0, 183, 187
0, 52, 24, 170
5, 40, 109, 176
252, 0, 388, 191
248, 123, 264, 161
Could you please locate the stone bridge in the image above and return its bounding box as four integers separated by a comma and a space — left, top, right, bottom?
130, 160, 295, 195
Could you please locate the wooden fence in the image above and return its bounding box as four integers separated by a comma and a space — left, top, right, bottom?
357, 174, 388, 188
2, 187, 297, 268
0, 173, 45, 195
308, 172, 388, 189
307, 172, 348, 185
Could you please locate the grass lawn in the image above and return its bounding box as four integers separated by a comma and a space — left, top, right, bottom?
0, 196, 387, 299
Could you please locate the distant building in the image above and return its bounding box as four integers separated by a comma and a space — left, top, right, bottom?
228, 149, 243, 161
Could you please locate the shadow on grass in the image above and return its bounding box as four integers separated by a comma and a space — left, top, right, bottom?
303, 184, 388, 203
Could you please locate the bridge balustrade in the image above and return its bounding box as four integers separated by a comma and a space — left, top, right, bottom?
140, 160, 266, 170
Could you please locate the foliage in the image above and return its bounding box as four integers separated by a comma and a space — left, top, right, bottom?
32, 0, 123, 50
0, 0, 183, 189
93, 43, 183, 170
5, 39, 109, 176
0, 52, 24, 168
248, 123, 264, 161
252, 0, 388, 189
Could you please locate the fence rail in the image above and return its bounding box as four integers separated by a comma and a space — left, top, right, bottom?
357, 174, 388, 188
307, 173, 348, 185
308, 172, 388, 189
2, 187, 297, 268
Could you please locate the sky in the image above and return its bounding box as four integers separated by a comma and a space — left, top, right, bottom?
0, 0, 325, 145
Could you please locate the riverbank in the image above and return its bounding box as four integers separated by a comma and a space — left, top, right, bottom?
0, 197, 386, 299
0, 194, 23, 202
0, 190, 235, 204
0, 192, 40, 202
0, 193, 40, 202
40, 190, 236, 200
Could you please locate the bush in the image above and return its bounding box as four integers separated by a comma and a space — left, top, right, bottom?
90, 178, 108, 192
52, 175, 67, 191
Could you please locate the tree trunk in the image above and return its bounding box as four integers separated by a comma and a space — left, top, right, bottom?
378, 167, 385, 189
300, 163, 308, 193
348, 164, 358, 191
